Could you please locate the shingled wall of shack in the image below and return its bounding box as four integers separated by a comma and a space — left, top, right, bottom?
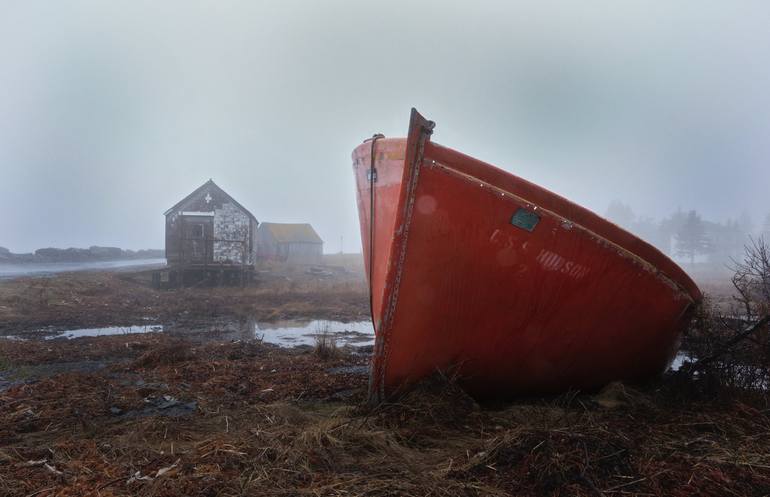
213, 202, 254, 264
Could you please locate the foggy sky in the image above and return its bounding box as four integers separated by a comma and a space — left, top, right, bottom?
2, 1, 770, 253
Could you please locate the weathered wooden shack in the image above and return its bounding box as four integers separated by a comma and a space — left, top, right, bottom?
256, 223, 323, 264
159, 180, 258, 286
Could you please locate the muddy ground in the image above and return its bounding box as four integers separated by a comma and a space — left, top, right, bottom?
1, 333, 769, 496
0, 267, 767, 496
0, 263, 369, 335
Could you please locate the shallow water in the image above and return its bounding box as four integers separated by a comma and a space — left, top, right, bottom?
46, 325, 164, 340
0, 258, 166, 279
669, 351, 693, 371
255, 320, 374, 347
11, 319, 375, 348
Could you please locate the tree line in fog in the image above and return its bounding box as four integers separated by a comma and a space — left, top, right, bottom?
605, 201, 770, 268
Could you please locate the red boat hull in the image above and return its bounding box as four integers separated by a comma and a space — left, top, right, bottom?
353, 110, 701, 402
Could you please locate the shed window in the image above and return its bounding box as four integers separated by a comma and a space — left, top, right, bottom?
192, 224, 204, 238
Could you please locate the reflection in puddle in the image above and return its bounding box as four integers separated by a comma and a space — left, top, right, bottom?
21, 319, 374, 348
46, 325, 164, 340
255, 320, 374, 347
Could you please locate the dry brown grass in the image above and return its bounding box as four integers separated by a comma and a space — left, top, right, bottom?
1, 334, 770, 496
312, 322, 345, 361
132, 340, 195, 368
313, 333, 340, 361
0, 269, 368, 334
2, 264, 770, 495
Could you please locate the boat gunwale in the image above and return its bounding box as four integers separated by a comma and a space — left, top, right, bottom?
424, 140, 702, 303
352, 136, 702, 304
423, 157, 697, 302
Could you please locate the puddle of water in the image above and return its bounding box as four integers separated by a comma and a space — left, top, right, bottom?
669, 351, 694, 372
255, 320, 374, 348
11, 319, 374, 348
46, 325, 163, 340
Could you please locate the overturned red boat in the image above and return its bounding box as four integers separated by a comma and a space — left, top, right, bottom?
352, 109, 701, 402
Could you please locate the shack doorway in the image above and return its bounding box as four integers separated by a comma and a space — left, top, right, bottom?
181, 214, 214, 264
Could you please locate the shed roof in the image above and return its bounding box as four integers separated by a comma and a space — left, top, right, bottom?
260, 223, 323, 244
164, 179, 257, 222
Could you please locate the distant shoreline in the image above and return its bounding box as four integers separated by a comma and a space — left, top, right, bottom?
0, 246, 163, 264
0, 255, 164, 265
0, 258, 167, 280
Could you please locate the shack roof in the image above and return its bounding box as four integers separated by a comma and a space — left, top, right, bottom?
259, 223, 323, 244
164, 179, 257, 222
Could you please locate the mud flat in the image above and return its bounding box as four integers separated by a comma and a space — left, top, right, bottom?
0, 267, 369, 335
1, 267, 768, 496
0, 331, 769, 496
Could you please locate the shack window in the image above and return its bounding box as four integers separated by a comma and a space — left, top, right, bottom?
192, 224, 204, 238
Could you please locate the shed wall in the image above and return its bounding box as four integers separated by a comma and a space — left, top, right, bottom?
256, 229, 323, 264
165, 184, 256, 266
213, 202, 252, 264
282, 242, 323, 264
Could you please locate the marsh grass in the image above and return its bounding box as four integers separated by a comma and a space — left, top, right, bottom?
313, 321, 341, 360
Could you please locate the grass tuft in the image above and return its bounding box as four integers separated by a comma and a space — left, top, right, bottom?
313, 322, 341, 360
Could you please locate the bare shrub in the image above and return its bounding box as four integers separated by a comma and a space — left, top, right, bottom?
732, 236, 770, 318
683, 236, 770, 393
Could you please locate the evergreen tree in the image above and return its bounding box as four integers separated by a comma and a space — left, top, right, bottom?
675, 210, 711, 266
762, 213, 770, 241
605, 200, 635, 228
659, 208, 688, 256
709, 218, 743, 264
739, 210, 754, 237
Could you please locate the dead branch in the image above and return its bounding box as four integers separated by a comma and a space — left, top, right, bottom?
691, 314, 770, 370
